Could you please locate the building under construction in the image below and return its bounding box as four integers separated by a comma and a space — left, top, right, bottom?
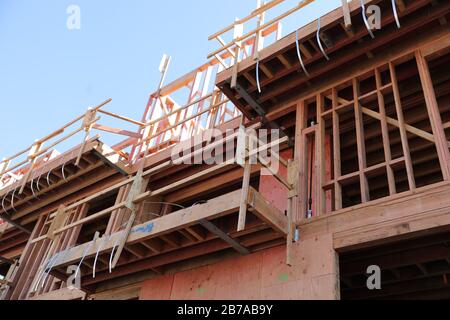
1, 0, 450, 300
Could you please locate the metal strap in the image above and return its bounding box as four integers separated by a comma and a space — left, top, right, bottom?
316, 17, 330, 60
295, 29, 310, 76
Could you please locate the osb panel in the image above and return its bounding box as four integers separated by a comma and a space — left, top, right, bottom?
260, 234, 338, 300
139, 234, 338, 300
169, 253, 263, 300
139, 275, 174, 300
259, 150, 293, 213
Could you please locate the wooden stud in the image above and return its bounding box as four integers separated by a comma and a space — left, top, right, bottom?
332, 89, 343, 210
375, 68, 396, 196
316, 94, 326, 215
231, 20, 244, 89
415, 50, 450, 181
295, 101, 308, 222
353, 79, 370, 203
286, 195, 294, 267
389, 62, 416, 190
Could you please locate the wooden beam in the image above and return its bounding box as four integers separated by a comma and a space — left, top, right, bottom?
199, 219, 250, 255
415, 50, 450, 181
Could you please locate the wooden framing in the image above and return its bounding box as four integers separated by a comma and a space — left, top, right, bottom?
48, 188, 287, 279
415, 50, 450, 180
2, 0, 450, 301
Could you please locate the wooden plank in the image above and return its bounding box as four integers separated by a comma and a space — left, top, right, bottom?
30, 287, 86, 300
111, 174, 149, 268
51, 189, 243, 268
92, 124, 142, 139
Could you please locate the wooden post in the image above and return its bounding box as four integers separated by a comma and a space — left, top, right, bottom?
237, 126, 252, 231
342, 0, 352, 30
332, 89, 343, 210
231, 19, 244, 89
253, 0, 266, 61
295, 101, 308, 222
286, 195, 294, 267
316, 94, 326, 215
389, 62, 416, 190
415, 50, 450, 181
353, 79, 370, 203
287, 159, 298, 266
75, 108, 97, 167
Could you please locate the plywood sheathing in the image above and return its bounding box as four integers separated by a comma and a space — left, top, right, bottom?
139, 234, 339, 300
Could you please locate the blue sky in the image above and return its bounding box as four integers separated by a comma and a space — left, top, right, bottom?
0, 0, 341, 159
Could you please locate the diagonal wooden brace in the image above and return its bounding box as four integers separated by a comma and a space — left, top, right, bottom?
111, 171, 149, 269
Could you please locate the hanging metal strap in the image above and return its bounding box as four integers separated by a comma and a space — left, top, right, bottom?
256, 60, 262, 93
316, 17, 330, 61
93, 234, 110, 279
295, 29, 310, 76
391, 0, 401, 29
75, 232, 99, 280
10, 188, 17, 212
109, 231, 126, 274
361, 0, 375, 39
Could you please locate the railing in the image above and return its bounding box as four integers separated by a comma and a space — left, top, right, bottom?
0, 99, 143, 192
207, 0, 315, 66
0, 0, 297, 192
129, 56, 242, 163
